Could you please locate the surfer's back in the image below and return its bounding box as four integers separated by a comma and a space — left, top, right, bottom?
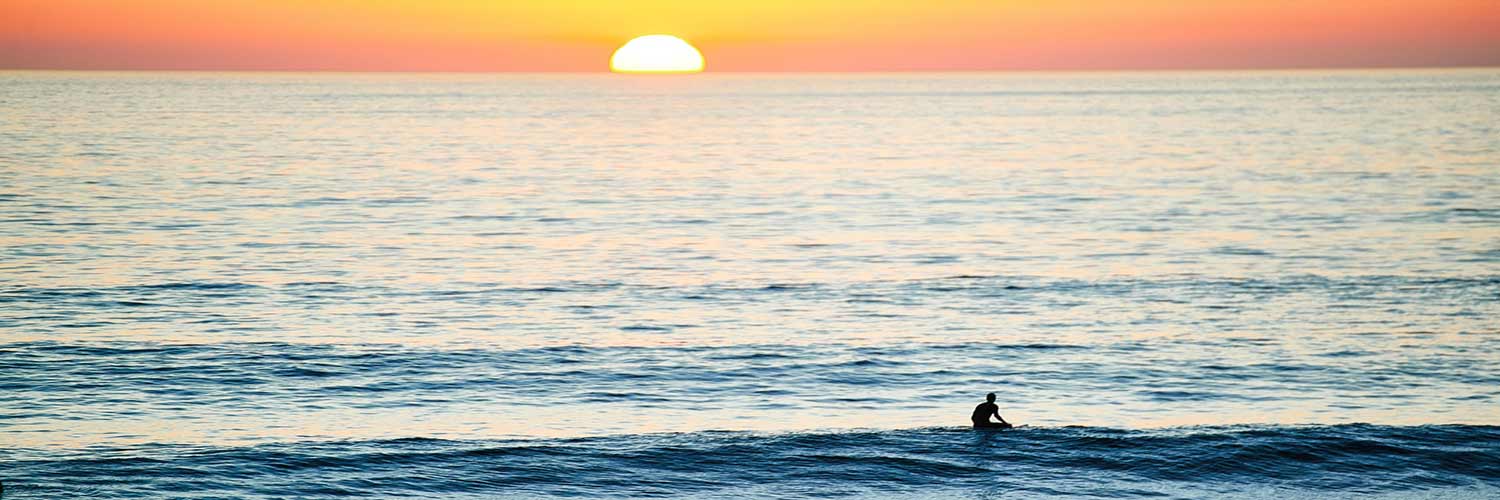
971, 402, 997, 423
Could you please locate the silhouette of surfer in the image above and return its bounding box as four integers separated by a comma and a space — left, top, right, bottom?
971, 392, 1012, 429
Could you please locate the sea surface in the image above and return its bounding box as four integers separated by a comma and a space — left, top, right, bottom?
2, 70, 1498, 498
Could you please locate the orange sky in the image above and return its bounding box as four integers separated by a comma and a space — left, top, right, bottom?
3, 0, 1498, 71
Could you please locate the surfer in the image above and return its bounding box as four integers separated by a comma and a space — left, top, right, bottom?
971, 392, 1012, 429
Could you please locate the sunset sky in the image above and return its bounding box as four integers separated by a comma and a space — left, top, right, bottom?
3, 0, 1498, 72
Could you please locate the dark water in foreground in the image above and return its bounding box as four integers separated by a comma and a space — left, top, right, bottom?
4, 425, 1498, 498
3, 70, 1499, 497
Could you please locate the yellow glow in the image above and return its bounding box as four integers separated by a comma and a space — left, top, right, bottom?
610, 35, 704, 73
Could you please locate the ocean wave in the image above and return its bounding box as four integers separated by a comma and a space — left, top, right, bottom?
3, 425, 1496, 498
5, 339, 1499, 447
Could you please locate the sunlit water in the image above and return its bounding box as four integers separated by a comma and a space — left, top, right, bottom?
2, 70, 1498, 498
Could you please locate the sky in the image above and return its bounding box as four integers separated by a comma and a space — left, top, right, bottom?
3, 0, 1499, 72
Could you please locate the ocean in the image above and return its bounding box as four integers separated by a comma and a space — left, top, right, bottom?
1, 69, 1498, 498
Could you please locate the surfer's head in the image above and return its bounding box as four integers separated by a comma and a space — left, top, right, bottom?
986, 393, 996, 403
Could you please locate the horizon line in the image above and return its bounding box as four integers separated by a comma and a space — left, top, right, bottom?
4, 65, 1499, 76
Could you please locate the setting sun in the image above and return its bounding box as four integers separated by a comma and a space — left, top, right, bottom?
610, 35, 704, 74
